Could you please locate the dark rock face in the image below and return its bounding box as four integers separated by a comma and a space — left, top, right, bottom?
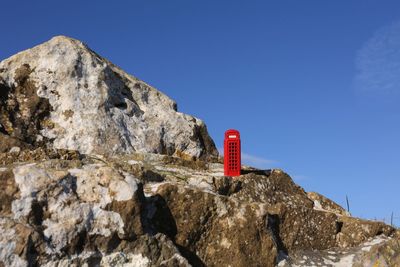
230, 171, 396, 252
154, 183, 277, 267
127, 233, 191, 267
0, 147, 82, 165
0, 168, 19, 216
0, 133, 31, 153
212, 175, 242, 196
0, 65, 51, 147
105, 188, 146, 241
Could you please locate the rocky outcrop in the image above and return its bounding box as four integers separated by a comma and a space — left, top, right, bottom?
153, 183, 277, 267
0, 36, 218, 160
354, 231, 400, 267
0, 158, 192, 266
307, 191, 350, 216
278, 234, 397, 267
1, 151, 396, 266
0, 36, 398, 267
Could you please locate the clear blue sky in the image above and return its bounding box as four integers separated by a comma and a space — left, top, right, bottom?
1, 1, 399, 226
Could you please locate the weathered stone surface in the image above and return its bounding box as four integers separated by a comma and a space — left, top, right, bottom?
0, 156, 196, 266
39, 234, 191, 267
336, 216, 395, 248
0, 147, 82, 165
119, 233, 191, 267
0, 36, 218, 160
0, 133, 30, 153
216, 169, 395, 253
278, 235, 395, 267
0, 154, 398, 266
307, 191, 350, 216
0, 168, 19, 216
154, 183, 278, 267
232, 170, 314, 209
218, 171, 339, 251
0, 65, 51, 148
353, 235, 400, 267
275, 204, 339, 251
211, 175, 242, 196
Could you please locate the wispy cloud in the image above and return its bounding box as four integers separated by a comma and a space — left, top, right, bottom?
354, 21, 400, 98
290, 174, 309, 182
241, 153, 277, 168
218, 147, 277, 169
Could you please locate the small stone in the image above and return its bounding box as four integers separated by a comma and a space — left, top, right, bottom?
9, 146, 20, 154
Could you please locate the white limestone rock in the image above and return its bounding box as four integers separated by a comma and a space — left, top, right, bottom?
10, 163, 140, 255
0, 219, 28, 267
100, 252, 150, 267
0, 36, 218, 159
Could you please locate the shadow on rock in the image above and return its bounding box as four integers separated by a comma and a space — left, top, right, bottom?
266, 214, 288, 257
142, 194, 206, 267
241, 168, 272, 176
212, 176, 242, 196
143, 194, 177, 238
175, 244, 206, 267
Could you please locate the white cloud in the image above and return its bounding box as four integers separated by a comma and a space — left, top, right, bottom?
290, 174, 309, 181
241, 152, 277, 168
218, 147, 277, 169
354, 21, 400, 97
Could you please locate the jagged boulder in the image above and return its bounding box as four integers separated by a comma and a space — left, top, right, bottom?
0, 36, 218, 160
336, 216, 394, 249
225, 170, 395, 251
139, 162, 397, 265
353, 232, 400, 267
0, 153, 397, 266
307, 191, 350, 216
0, 159, 191, 266
152, 183, 278, 267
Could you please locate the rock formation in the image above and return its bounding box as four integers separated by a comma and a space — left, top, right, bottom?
0, 37, 399, 267
0, 36, 218, 160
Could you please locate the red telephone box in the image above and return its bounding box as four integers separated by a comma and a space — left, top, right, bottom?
224, 129, 241, 176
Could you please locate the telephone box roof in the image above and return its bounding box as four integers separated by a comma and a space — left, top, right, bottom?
225, 129, 240, 139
